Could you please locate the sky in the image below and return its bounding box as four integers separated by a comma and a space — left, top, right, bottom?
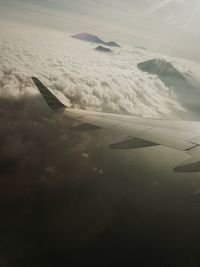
1, 0, 200, 61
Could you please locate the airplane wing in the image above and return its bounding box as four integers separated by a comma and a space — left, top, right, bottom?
32, 77, 200, 173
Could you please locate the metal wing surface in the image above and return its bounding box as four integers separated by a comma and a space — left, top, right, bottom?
32, 77, 200, 172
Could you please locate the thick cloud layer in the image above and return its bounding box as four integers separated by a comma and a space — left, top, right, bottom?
0, 19, 187, 118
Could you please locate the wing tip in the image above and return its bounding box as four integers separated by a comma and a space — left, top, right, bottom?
31, 76, 66, 110
31, 76, 40, 84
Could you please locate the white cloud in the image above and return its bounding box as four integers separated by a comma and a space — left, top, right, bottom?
0, 19, 188, 119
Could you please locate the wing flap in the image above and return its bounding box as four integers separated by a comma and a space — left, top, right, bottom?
71, 123, 101, 131
109, 137, 158, 150
174, 157, 200, 173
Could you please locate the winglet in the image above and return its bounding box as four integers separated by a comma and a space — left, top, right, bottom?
32, 77, 67, 110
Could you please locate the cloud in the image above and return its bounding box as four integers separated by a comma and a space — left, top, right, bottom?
0, 20, 186, 118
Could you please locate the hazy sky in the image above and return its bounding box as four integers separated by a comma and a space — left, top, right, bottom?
1, 0, 200, 60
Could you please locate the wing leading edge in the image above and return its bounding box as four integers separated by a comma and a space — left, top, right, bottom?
32, 77, 200, 172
